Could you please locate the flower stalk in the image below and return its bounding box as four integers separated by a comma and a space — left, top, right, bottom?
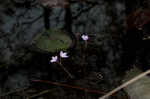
50, 51, 73, 78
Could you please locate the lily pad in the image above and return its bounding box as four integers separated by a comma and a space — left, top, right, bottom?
32, 29, 73, 53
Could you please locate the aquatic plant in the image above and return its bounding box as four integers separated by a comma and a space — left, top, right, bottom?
50, 34, 89, 78
32, 29, 73, 53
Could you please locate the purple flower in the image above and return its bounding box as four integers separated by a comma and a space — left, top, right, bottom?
50, 56, 58, 63
60, 51, 68, 58
81, 35, 88, 41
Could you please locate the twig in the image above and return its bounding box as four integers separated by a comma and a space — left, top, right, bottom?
32, 80, 106, 95
26, 89, 57, 99
99, 69, 150, 99
0, 87, 28, 97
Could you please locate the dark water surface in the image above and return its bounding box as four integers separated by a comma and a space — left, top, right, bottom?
0, 0, 150, 99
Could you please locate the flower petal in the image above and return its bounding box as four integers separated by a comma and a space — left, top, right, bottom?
50, 56, 58, 63
81, 35, 88, 41
60, 51, 68, 58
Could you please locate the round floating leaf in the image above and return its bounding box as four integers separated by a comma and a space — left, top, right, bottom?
32, 29, 72, 53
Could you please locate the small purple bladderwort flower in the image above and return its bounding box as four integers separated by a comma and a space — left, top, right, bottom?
81, 35, 88, 41
50, 56, 58, 63
49, 51, 73, 78
60, 51, 68, 58
81, 34, 88, 48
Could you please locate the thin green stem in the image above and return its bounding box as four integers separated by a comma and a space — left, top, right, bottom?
58, 59, 74, 79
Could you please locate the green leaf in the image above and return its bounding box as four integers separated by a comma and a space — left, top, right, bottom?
33, 29, 72, 52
